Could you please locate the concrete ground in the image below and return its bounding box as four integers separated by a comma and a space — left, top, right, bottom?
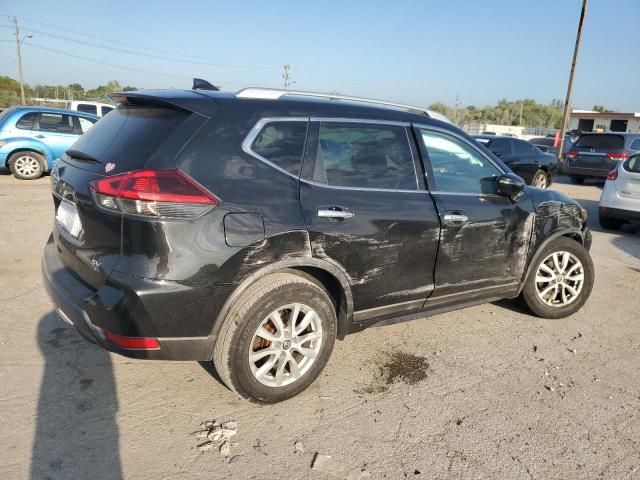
0, 173, 639, 480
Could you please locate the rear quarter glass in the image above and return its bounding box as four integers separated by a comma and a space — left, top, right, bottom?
64, 105, 192, 174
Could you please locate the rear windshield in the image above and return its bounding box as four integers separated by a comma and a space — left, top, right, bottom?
575, 134, 624, 150
69, 105, 189, 169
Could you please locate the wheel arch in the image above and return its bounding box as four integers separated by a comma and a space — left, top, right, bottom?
6, 145, 50, 171
206, 257, 354, 359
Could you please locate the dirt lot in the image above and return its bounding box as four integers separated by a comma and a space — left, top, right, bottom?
1, 173, 639, 480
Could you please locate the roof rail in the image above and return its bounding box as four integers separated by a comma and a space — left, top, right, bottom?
235, 87, 451, 123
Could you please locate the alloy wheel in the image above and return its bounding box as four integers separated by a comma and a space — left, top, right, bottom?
14, 155, 40, 178
534, 251, 585, 307
249, 303, 323, 387
533, 173, 548, 189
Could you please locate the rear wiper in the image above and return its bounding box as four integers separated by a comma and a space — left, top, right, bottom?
65, 149, 100, 164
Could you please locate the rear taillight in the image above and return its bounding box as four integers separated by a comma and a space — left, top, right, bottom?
89, 169, 219, 219
606, 152, 630, 161
566, 150, 578, 158
606, 166, 619, 180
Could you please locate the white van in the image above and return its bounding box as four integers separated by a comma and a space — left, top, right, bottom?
65, 101, 115, 117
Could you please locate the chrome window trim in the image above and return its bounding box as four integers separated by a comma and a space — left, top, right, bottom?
414, 123, 507, 194
241, 116, 309, 180
300, 177, 429, 194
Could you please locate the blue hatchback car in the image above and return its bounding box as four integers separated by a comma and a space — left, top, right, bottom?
0, 106, 99, 179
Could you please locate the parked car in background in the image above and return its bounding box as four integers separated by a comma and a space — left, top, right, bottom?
529, 136, 573, 157
564, 133, 640, 184
66, 100, 114, 117
0, 106, 99, 179
43, 86, 593, 403
474, 135, 557, 188
598, 153, 640, 229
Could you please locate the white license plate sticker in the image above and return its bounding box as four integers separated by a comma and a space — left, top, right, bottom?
56, 201, 82, 238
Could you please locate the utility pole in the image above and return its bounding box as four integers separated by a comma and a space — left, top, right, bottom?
519, 101, 523, 126
13, 17, 27, 104
558, 0, 588, 161
283, 64, 293, 90
454, 93, 463, 126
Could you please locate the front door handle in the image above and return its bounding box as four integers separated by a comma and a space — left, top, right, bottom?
35, 134, 46, 139
443, 213, 469, 226
317, 208, 354, 220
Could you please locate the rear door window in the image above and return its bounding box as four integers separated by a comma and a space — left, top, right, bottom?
77, 104, 98, 115
311, 122, 417, 190
575, 134, 624, 150
512, 139, 536, 155
16, 112, 37, 130
250, 121, 308, 175
37, 113, 76, 134
487, 138, 511, 157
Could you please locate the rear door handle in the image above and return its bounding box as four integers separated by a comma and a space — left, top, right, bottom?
443, 213, 469, 226
35, 135, 46, 139
317, 208, 354, 220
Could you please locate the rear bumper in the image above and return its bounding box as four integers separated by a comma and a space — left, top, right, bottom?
598, 206, 640, 223
42, 237, 214, 360
564, 163, 611, 178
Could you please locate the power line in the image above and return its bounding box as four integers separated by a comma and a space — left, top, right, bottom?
15, 15, 277, 68
15, 26, 279, 70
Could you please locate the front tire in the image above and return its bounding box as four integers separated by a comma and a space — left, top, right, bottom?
213, 272, 337, 404
520, 237, 594, 319
8, 151, 45, 180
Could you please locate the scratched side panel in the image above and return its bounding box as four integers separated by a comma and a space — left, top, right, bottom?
429, 193, 536, 298
300, 182, 441, 311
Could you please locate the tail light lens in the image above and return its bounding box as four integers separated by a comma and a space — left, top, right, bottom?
606, 152, 630, 161
566, 150, 578, 158
103, 330, 160, 350
606, 166, 619, 181
89, 169, 219, 219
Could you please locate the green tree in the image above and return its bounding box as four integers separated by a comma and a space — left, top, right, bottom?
592, 104, 613, 113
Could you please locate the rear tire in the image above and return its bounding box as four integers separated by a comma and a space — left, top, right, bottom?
8, 151, 45, 180
520, 237, 594, 319
599, 215, 623, 230
213, 272, 337, 404
569, 176, 584, 185
531, 169, 549, 188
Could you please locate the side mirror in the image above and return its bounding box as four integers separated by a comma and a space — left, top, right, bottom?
497, 173, 525, 199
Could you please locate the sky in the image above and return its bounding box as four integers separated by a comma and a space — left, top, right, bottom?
1, 0, 639, 111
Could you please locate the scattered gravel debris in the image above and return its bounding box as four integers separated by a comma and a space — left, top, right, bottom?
294, 441, 305, 454
195, 420, 238, 458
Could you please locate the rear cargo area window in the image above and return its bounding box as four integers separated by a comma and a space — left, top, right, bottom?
69, 105, 189, 170
251, 121, 307, 175
575, 134, 624, 150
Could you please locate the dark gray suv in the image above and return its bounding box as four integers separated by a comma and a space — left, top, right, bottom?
564, 132, 640, 183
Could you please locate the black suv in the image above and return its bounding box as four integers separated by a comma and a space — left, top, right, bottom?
43, 87, 594, 403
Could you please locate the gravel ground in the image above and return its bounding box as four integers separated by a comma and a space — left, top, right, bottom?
0, 173, 639, 480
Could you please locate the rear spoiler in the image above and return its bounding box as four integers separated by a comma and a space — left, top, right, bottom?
107, 90, 219, 117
